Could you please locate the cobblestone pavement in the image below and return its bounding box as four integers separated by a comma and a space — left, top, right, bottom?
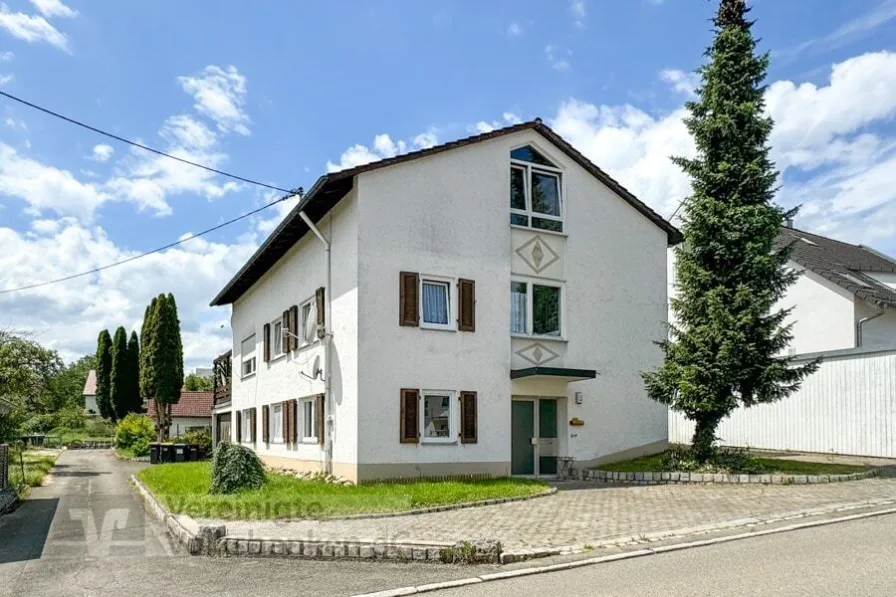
209, 477, 896, 552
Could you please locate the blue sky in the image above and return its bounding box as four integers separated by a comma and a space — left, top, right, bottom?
1, 0, 895, 365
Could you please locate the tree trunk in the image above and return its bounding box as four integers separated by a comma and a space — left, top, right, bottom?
691, 413, 722, 463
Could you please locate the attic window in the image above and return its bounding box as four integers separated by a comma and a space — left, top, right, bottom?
841, 273, 870, 288
510, 146, 563, 233
511, 145, 557, 167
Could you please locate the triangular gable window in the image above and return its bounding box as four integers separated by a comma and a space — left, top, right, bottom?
511, 145, 556, 167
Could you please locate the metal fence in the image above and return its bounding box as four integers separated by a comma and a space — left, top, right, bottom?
669, 346, 896, 458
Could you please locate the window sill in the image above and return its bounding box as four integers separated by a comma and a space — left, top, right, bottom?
240, 372, 257, 381
268, 354, 287, 364
295, 339, 320, 353
511, 333, 568, 343
510, 224, 567, 238
421, 439, 458, 445
300, 439, 319, 445
420, 324, 456, 332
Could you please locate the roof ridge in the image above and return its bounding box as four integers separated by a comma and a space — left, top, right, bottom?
784, 226, 866, 251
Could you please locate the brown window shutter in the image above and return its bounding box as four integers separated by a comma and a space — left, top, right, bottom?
235, 410, 242, 442
289, 305, 299, 351
281, 310, 290, 351
250, 408, 257, 442
262, 405, 270, 443
315, 287, 325, 333
316, 394, 325, 445
458, 279, 475, 332
289, 399, 298, 443
263, 323, 271, 362
399, 272, 419, 326
400, 388, 419, 443
460, 391, 478, 444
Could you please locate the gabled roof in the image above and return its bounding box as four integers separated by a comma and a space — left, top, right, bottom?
145, 391, 213, 419
210, 118, 682, 307
83, 370, 96, 396
779, 227, 896, 309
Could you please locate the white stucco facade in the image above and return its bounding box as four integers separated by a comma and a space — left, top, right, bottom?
168, 417, 211, 437
83, 394, 97, 415
219, 128, 673, 481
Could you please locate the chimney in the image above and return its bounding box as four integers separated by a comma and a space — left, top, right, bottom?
785, 217, 794, 229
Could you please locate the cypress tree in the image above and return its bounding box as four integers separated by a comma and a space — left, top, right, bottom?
110, 326, 128, 421
139, 297, 158, 406
641, 0, 818, 462
127, 331, 141, 414
95, 330, 113, 421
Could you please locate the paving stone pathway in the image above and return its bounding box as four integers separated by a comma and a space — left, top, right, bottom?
207, 477, 896, 552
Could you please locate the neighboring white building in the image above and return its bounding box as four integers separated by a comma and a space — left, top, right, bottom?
82, 370, 98, 415
775, 227, 896, 354
210, 119, 681, 482
146, 391, 213, 437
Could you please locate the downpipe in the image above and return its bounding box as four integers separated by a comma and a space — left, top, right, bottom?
298, 210, 333, 475
856, 307, 885, 347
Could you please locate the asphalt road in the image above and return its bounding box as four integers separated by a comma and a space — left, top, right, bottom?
438, 512, 896, 597
0, 450, 485, 597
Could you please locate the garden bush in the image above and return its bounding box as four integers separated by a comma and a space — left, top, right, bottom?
183, 428, 212, 455
114, 413, 155, 450
211, 442, 264, 494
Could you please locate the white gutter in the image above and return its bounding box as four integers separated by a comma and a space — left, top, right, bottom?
298, 210, 333, 475
856, 307, 885, 347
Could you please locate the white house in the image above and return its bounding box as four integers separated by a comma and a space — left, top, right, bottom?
209, 119, 682, 482
145, 391, 213, 437
776, 226, 896, 353
82, 370, 98, 415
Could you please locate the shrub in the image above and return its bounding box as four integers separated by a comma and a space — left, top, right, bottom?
115, 413, 155, 450
660, 446, 769, 474
184, 428, 212, 455
211, 442, 264, 494
53, 405, 86, 431
130, 437, 151, 457
86, 417, 115, 437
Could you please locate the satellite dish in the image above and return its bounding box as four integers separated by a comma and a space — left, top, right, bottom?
312, 355, 322, 380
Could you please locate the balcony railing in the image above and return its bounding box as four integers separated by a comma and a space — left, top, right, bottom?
212, 350, 232, 406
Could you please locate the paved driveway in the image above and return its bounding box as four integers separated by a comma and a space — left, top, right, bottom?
0, 450, 484, 597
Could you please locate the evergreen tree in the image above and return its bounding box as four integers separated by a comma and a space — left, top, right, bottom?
139, 298, 158, 406
95, 330, 113, 420
110, 326, 128, 420
641, 0, 818, 462
140, 294, 184, 440
127, 331, 141, 413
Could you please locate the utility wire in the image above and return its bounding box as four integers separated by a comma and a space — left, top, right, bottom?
0, 191, 301, 294
0, 89, 293, 194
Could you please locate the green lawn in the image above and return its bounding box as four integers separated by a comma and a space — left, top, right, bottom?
138, 462, 550, 520
8, 449, 60, 498
599, 452, 871, 475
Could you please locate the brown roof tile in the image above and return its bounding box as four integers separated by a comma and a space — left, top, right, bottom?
145, 391, 213, 418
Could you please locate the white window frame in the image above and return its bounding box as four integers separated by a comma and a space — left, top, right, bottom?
510, 278, 565, 340
299, 397, 317, 443
270, 319, 284, 359
510, 153, 564, 233
241, 409, 252, 443
420, 389, 457, 444
271, 403, 284, 443
240, 334, 257, 378
301, 298, 317, 346
419, 275, 455, 331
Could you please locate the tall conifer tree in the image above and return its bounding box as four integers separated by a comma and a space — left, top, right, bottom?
95, 330, 113, 420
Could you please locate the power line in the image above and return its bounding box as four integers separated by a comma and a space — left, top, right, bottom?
0, 190, 301, 294
0, 89, 292, 194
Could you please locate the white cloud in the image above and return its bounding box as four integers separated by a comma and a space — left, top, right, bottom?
0, 143, 110, 219
0, 74, 11, 85
507, 22, 524, 37
90, 143, 114, 162
474, 112, 523, 134
551, 50, 896, 252
570, 0, 586, 28
326, 129, 441, 172
29, 0, 76, 18
178, 65, 250, 135
4, 117, 25, 131
0, 4, 69, 51
660, 68, 699, 96
545, 45, 572, 72
0, 50, 12, 61
0, 219, 255, 365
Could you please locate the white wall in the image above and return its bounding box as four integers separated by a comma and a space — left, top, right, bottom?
230, 191, 360, 469
84, 394, 97, 414
356, 129, 670, 470
169, 417, 211, 436
777, 267, 857, 354
855, 300, 896, 348
669, 347, 896, 458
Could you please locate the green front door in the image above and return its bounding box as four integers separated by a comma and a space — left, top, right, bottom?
511, 401, 535, 475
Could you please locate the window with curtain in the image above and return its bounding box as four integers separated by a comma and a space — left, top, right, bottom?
511, 281, 527, 334
241, 409, 252, 442
421, 280, 450, 326
271, 320, 283, 356
271, 404, 283, 442
301, 399, 316, 441
302, 300, 317, 343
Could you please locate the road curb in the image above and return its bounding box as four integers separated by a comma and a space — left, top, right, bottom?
350, 504, 896, 596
